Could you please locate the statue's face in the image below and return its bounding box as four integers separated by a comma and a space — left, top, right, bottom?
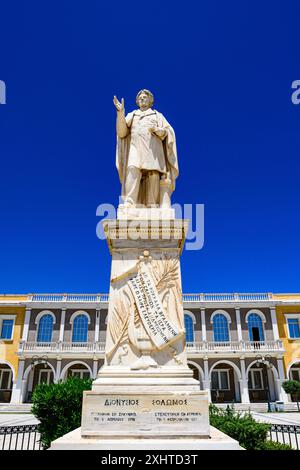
137, 92, 151, 110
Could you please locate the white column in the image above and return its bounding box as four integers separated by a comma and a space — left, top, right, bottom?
59, 309, 66, 342
235, 308, 243, 342
20, 377, 27, 403
203, 358, 211, 402
234, 379, 241, 402
268, 367, 277, 401
27, 369, 34, 396
93, 359, 98, 379
270, 307, 279, 341
277, 358, 286, 381
55, 359, 62, 382
94, 309, 100, 343
277, 358, 289, 403
10, 360, 25, 404
201, 308, 206, 342
22, 308, 31, 342
239, 358, 250, 403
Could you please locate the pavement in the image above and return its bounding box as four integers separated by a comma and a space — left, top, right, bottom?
251, 412, 300, 425
0, 405, 39, 427
0, 413, 39, 426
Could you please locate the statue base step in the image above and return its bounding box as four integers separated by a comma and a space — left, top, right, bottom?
94, 365, 195, 380
50, 425, 242, 450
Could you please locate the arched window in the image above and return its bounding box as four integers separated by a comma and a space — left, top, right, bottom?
37, 315, 53, 342
213, 314, 229, 342
72, 315, 88, 342
184, 314, 194, 342
248, 313, 265, 342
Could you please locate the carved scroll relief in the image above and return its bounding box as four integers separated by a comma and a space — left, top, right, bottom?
128, 268, 182, 349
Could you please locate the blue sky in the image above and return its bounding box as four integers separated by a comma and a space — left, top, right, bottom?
0, 1, 299, 294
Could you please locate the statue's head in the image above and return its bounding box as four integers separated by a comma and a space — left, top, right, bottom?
136, 89, 154, 110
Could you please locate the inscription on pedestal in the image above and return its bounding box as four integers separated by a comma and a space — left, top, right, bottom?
128, 269, 182, 348
81, 391, 209, 437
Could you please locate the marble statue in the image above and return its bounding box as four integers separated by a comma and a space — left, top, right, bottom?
113, 89, 179, 208
50, 90, 241, 450
104, 91, 185, 370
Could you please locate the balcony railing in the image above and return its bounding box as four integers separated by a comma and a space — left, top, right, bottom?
19, 341, 106, 353
26, 292, 273, 303
29, 294, 109, 302
186, 340, 284, 353
19, 340, 283, 355
182, 293, 273, 302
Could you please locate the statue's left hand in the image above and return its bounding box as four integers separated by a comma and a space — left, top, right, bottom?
149, 127, 166, 139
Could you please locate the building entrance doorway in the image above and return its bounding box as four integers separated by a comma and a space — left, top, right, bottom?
0, 365, 13, 403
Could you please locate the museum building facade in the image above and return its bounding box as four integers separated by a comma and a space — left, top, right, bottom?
0, 292, 300, 405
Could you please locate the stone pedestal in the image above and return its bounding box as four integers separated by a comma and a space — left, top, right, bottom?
50, 215, 240, 450
81, 371, 209, 440
101, 218, 189, 371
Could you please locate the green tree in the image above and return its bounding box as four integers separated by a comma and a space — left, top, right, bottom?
282, 380, 300, 411
31, 376, 92, 448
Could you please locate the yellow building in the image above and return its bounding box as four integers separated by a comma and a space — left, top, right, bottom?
0, 292, 300, 406
275, 294, 300, 396
0, 296, 26, 403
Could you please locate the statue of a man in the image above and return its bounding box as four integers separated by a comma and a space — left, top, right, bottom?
113, 89, 179, 208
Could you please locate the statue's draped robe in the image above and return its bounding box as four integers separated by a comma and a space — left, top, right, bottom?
116, 108, 179, 197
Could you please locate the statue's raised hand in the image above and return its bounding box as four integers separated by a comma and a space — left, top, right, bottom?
113, 95, 125, 113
